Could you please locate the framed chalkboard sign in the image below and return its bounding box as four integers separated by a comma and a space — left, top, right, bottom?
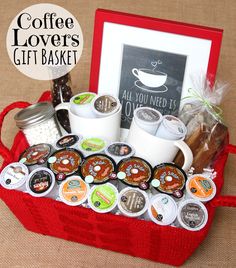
89, 9, 222, 139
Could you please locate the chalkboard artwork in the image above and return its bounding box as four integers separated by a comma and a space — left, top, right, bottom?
118, 44, 187, 130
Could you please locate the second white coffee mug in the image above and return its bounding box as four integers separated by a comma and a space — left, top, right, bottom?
127, 119, 193, 171
55, 102, 121, 142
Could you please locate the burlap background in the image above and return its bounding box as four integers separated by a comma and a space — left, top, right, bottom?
0, 0, 235, 267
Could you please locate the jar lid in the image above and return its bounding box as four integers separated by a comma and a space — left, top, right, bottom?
14, 102, 55, 129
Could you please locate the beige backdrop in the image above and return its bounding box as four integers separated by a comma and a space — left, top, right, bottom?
0, 0, 236, 267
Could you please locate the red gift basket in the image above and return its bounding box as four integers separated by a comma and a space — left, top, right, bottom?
0, 91, 236, 266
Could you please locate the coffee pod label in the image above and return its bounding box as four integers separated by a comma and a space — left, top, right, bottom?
56, 135, 80, 148
73, 93, 95, 105
136, 108, 160, 123
120, 189, 146, 214
188, 175, 215, 200
94, 95, 118, 114
117, 157, 152, 187
153, 163, 186, 195
48, 149, 83, 177
81, 154, 115, 184
29, 169, 53, 194
164, 116, 186, 135
149, 194, 177, 225
180, 202, 206, 229
0, 163, 28, 189
81, 138, 106, 152
107, 143, 133, 157
60, 177, 88, 205
89, 183, 117, 212
20, 144, 51, 166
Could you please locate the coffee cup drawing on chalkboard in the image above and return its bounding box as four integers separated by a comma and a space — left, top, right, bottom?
132, 61, 168, 93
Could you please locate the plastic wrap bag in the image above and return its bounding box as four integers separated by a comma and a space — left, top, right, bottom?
174, 75, 229, 172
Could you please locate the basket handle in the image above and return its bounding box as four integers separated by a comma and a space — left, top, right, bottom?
211, 144, 236, 208
0, 101, 31, 163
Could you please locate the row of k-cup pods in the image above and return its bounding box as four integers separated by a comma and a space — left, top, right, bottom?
134, 107, 187, 139
1, 140, 217, 201
68, 92, 121, 118
0, 162, 209, 231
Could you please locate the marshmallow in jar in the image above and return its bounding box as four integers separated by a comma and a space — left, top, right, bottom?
155, 115, 187, 140
14, 102, 61, 146
134, 107, 162, 135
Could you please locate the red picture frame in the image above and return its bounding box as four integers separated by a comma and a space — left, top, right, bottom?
89, 9, 223, 93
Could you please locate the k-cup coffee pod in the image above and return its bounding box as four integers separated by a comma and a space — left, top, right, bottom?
134, 107, 163, 135
105, 142, 135, 163
71, 92, 97, 118
151, 163, 187, 198
79, 137, 107, 156
59, 175, 90, 206
0, 162, 29, 191
19, 143, 52, 171
80, 154, 116, 184
186, 174, 216, 202
155, 115, 187, 140
47, 148, 83, 183
54, 134, 82, 149
26, 167, 55, 198
92, 94, 121, 117
148, 194, 177, 226
177, 199, 208, 231
88, 183, 118, 213
118, 187, 149, 218
117, 157, 152, 190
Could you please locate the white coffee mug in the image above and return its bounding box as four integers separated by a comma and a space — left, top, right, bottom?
127, 119, 193, 171
55, 102, 121, 142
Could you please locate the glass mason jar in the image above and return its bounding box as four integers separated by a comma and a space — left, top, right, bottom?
14, 102, 61, 146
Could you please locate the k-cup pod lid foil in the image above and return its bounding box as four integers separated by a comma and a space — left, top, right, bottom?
19, 143, 52, 166
79, 137, 107, 154
134, 107, 162, 124
186, 174, 216, 202
80, 154, 116, 184
162, 115, 187, 136
105, 142, 135, 159
151, 163, 187, 198
92, 95, 120, 116
148, 194, 178, 226
47, 148, 83, 182
72, 92, 96, 105
118, 187, 149, 217
88, 183, 118, 213
26, 167, 55, 197
117, 157, 152, 190
0, 162, 29, 190
177, 199, 208, 231
59, 176, 90, 206
55, 134, 82, 149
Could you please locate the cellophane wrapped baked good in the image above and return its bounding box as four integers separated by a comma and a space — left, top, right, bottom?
174, 75, 229, 172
